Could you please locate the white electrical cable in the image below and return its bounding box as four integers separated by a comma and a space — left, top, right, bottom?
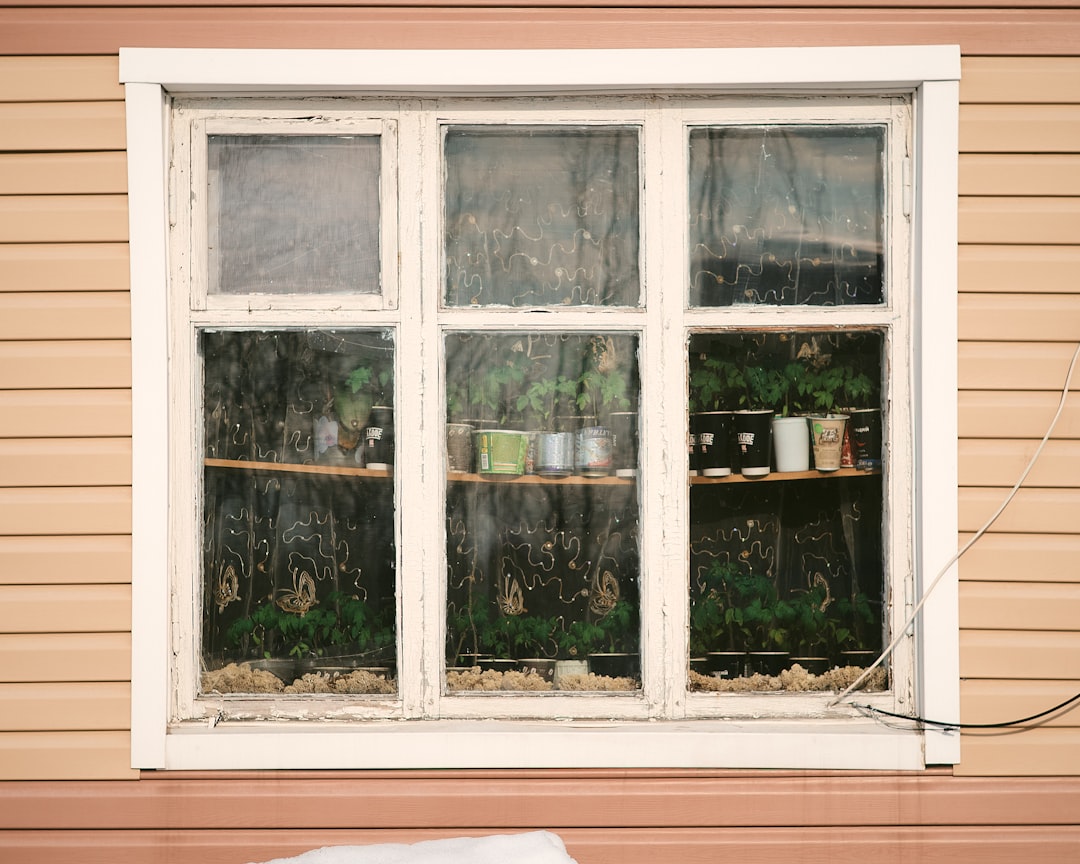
829, 340, 1080, 709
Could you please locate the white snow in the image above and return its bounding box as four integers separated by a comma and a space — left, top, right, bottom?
249, 830, 579, 864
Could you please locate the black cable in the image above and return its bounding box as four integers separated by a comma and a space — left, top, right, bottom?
853, 691, 1080, 730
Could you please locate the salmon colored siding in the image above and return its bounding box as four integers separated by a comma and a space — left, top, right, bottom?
2, 770, 1080, 863
956, 52, 1080, 778
0, 3, 1079, 860
1, 6, 1079, 54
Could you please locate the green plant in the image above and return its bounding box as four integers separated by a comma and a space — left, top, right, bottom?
785, 582, 832, 656
446, 375, 470, 424
829, 589, 877, 652
689, 578, 728, 657
322, 591, 396, 657
690, 561, 795, 654
226, 600, 321, 660
334, 355, 394, 445
688, 353, 744, 412
689, 561, 750, 654
595, 599, 638, 654
741, 363, 790, 412
558, 618, 606, 659
515, 375, 579, 430
226, 592, 394, 662
793, 333, 879, 413
456, 338, 537, 425
576, 335, 633, 420
802, 363, 875, 413
740, 574, 795, 651
503, 614, 559, 658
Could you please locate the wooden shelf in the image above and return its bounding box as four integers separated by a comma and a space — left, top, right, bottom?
203, 458, 391, 479
204, 459, 878, 485
691, 466, 880, 484
447, 471, 636, 486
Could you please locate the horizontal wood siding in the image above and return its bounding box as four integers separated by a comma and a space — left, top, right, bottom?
2, 824, 1078, 864
0, 534, 131, 585
0, 243, 130, 293
0, 55, 134, 784
0, 771, 1078, 862
0, 24, 1079, 864
956, 531, 1080, 579
2, 7, 1080, 55
0, 632, 131, 683
957, 54, 1080, 777
0, 390, 132, 438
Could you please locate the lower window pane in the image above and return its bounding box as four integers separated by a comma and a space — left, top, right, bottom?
444, 332, 641, 692
687, 330, 887, 692
198, 329, 397, 695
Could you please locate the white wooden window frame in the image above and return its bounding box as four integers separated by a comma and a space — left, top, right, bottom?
123, 45, 960, 771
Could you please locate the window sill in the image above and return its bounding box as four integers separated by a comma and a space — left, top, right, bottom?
157, 717, 927, 771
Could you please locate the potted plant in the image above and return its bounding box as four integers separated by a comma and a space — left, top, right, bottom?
693, 560, 795, 678
689, 562, 747, 679
732, 570, 793, 676
445, 375, 475, 472
463, 336, 533, 428
587, 599, 641, 680
769, 345, 816, 472
799, 333, 879, 471
552, 617, 605, 685
829, 588, 879, 667
784, 580, 833, 674
733, 336, 791, 477
327, 354, 395, 469
691, 561, 794, 676
573, 335, 633, 477
518, 374, 580, 477
688, 351, 743, 477
225, 595, 321, 683
316, 591, 396, 664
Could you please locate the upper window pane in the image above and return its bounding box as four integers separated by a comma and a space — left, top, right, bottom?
207, 134, 382, 295
688, 125, 885, 307
444, 126, 640, 307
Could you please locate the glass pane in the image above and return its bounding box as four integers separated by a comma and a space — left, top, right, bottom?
199, 329, 397, 696
208, 134, 382, 295
687, 330, 887, 691
444, 126, 640, 307
688, 126, 885, 306
444, 332, 642, 691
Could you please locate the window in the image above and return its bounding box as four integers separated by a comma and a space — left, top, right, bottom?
124, 46, 960, 770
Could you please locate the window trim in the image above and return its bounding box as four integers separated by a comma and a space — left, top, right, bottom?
123, 45, 960, 771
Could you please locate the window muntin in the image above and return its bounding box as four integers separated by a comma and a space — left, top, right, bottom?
207, 134, 383, 297
443, 125, 641, 308
199, 328, 398, 697
688, 125, 886, 307
443, 332, 642, 693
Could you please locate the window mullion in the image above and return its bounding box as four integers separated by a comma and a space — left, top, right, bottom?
642, 100, 691, 719
397, 103, 437, 718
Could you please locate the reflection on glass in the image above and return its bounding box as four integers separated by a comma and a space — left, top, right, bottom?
443, 332, 642, 691
686, 330, 887, 692
688, 126, 885, 306
199, 329, 397, 696
208, 134, 382, 295
444, 126, 640, 307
